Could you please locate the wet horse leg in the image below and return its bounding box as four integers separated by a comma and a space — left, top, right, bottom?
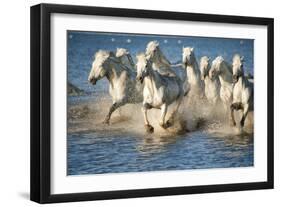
159, 104, 168, 129
142, 103, 154, 133
167, 97, 182, 126
240, 103, 249, 127
230, 104, 236, 126
103, 101, 124, 124
230, 102, 244, 127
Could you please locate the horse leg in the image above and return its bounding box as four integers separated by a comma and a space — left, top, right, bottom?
159, 104, 169, 129
142, 103, 154, 133
230, 103, 236, 126
103, 101, 124, 124
230, 102, 245, 127
240, 103, 249, 128
167, 97, 182, 126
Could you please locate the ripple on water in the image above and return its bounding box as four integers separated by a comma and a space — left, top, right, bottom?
67, 128, 253, 175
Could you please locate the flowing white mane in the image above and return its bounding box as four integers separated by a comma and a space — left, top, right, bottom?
212, 56, 232, 74
116, 48, 135, 70
116, 48, 129, 58
145, 41, 159, 55
232, 54, 243, 62
136, 53, 149, 70
200, 56, 210, 69
93, 50, 112, 65
145, 40, 171, 66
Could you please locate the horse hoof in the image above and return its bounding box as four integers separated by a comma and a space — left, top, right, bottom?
230, 121, 236, 127
160, 121, 172, 129
145, 125, 154, 133
102, 119, 110, 125
166, 119, 174, 127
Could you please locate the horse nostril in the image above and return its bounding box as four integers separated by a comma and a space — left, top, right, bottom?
136, 76, 143, 82
89, 77, 97, 85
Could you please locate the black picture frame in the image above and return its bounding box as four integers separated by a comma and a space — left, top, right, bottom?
30, 3, 274, 204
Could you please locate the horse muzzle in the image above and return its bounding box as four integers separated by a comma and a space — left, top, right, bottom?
88, 77, 97, 85
233, 75, 239, 83
136, 76, 144, 84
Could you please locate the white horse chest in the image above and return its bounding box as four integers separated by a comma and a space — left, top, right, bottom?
205, 77, 219, 99
143, 85, 164, 107
186, 66, 199, 86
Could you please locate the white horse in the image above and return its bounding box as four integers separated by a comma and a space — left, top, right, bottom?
115, 48, 135, 70
182, 47, 204, 98
145, 41, 177, 77
231, 54, 253, 128
200, 56, 220, 104
136, 53, 184, 133
88, 50, 142, 124
209, 56, 233, 122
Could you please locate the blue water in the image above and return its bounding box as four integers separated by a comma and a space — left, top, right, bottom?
67, 130, 253, 175
67, 31, 254, 175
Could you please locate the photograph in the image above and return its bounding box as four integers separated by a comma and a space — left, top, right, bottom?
67, 31, 254, 176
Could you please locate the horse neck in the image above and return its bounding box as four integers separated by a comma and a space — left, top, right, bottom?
218, 62, 232, 86
106, 60, 130, 86
186, 60, 200, 78
236, 74, 249, 89
154, 51, 170, 68
122, 55, 134, 68
144, 68, 161, 91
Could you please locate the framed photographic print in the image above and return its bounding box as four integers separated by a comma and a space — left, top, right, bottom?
30, 3, 274, 203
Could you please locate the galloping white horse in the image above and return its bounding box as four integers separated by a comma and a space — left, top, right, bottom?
136, 53, 184, 133
145, 41, 177, 77
209, 56, 233, 122
115, 48, 135, 70
231, 54, 253, 128
88, 50, 142, 124
200, 56, 220, 104
182, 47, 204, 98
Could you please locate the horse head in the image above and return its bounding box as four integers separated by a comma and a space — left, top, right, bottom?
182, 47, 196, 68
145, 41, 170, 67
88, 50, 114, 85
116, 48, 135, 69
209, 56, 225, 80
136, 53, 152, 84
200, 56, 210, 80
232, 54, 244, 83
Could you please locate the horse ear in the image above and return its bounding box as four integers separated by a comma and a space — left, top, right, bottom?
241, 56, 244, 62
182, 47, 185, 52
191, 47, 194, 52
